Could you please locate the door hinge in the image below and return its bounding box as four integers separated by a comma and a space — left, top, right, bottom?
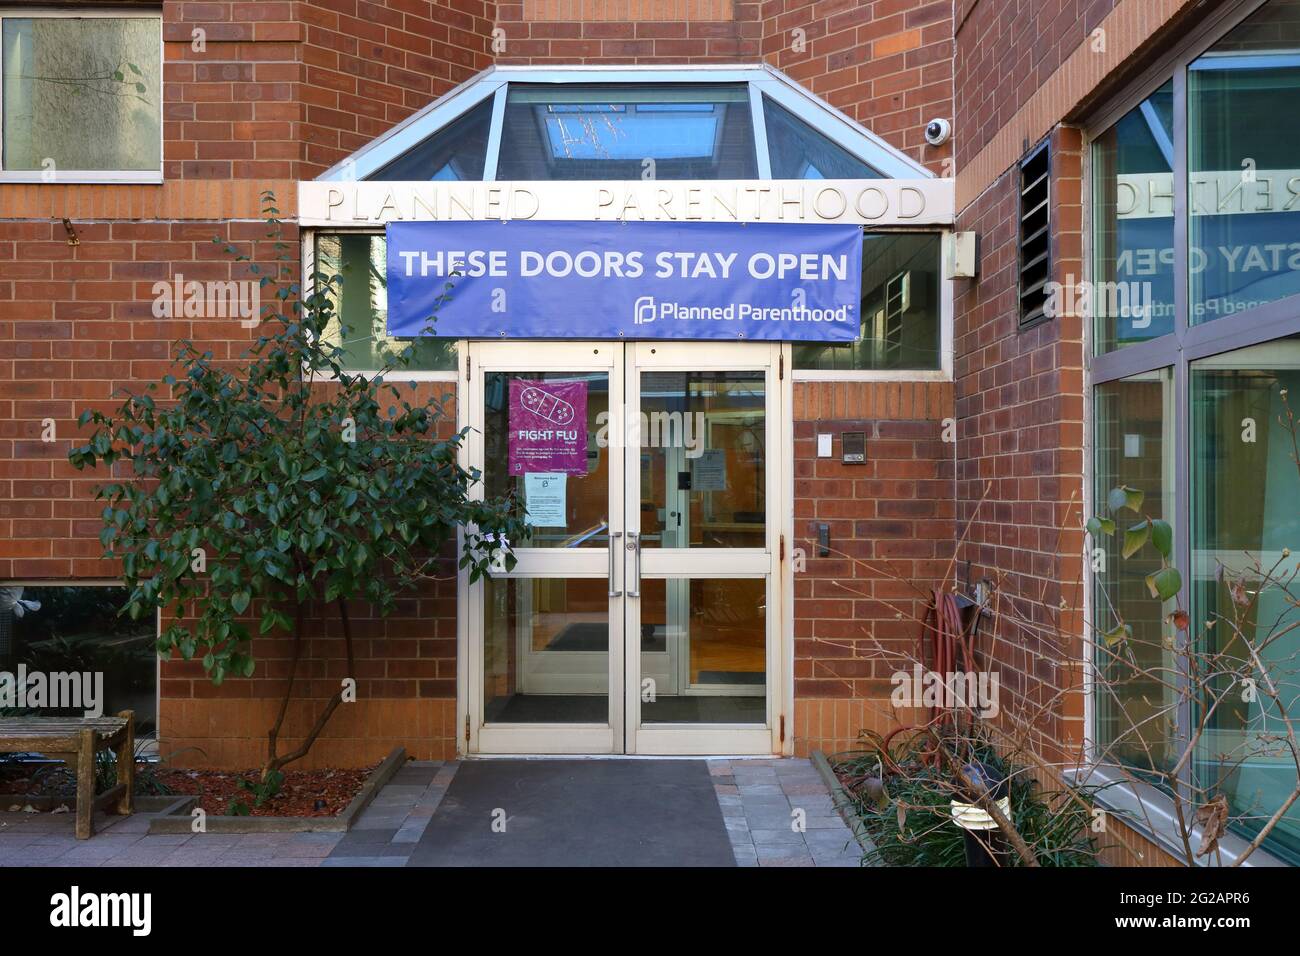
466, 355, 472, 382
464, 714, 471, 744
779, 714, 786, 743
779, 533, 785, 562
778, 352, 784, 380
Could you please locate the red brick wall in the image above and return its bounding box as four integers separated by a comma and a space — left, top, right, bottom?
762, 0, 954, 173
161, 1, 493, 180
1, 2, 963, 770
492, 1, 763, 62
0, 220, 280, 581
791, 380, 954, 755
164, 1, 303, 180
952, 123, 1087, 762
954, 0, 1115, 172
0, 2, 484, 769
299, 0, 494, 176
161, 573, 461, 767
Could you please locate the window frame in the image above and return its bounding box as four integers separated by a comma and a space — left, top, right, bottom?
1, 580, 161, 744
1082, 0, 1300, 863
301, 226, 954, 384
0, 7, 164, 184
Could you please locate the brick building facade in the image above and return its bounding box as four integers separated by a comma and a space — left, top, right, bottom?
3, 0, 1297, 866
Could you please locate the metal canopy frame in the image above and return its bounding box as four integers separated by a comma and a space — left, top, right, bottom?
316, 64, 933, 183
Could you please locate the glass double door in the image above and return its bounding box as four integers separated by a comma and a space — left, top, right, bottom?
463, 341, 782, 754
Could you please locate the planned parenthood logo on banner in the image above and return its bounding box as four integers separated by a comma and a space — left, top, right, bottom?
385, 220, 863, 341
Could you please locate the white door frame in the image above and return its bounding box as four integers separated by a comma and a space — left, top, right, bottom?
624, 341, 783, 755
459, 341, 624, 754
457, 340, 793, 756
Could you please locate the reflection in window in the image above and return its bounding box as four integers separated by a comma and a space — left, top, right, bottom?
1189, 1, 1300, 324
763, 95, 882, 180
639, 371, 766, 550
793, 232, 940, 371
1092, 370, 1175, 774
368, 96, 493, 181
483, 577, 610, 724
1, 16, 161, 171
1191, 336, 1300, 864
640, 577, 766, 724
1092, 81, 1174, 351
314, 233, 456, 372
0, 586, 157, 734
496, 84, 757, 180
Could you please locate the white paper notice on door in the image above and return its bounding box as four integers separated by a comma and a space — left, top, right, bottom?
524, 472, 567, 527
692, 449, 727, 491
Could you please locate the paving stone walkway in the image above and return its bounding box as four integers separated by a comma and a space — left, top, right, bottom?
0, 757, 864, 867
708, 758, 861, 867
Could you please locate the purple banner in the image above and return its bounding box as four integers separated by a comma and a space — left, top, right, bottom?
507, 380, 588, 476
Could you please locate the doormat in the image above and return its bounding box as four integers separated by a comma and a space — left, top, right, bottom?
406, 759, 736, 867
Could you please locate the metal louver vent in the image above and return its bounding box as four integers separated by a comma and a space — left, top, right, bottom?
1017, 143, 1051, 326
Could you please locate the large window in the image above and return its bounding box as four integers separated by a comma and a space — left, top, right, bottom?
0, 12, 161, 180
1190, 339, 1300, 861
1188, 7, 1300, 322
0, 585, 158, 734
1089, 0, 1300, 863
314, 233, 457, 373
1092, 81, 1174, 351
1092, 370, 1176, 774
792, 232, 942, 372
315, 230, 944, 377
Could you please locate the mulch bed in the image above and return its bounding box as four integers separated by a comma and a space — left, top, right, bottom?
0, 761, 374, 818
153, 766, 375, 817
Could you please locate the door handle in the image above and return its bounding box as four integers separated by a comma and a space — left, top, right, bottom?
608, 530, 622, 598
626, 531, 641, 598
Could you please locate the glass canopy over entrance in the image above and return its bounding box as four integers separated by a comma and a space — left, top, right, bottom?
317, 65, 933, 183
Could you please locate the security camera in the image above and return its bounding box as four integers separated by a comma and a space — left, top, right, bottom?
924, 118, 951, 146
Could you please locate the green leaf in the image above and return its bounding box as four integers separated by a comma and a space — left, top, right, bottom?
1107, 485, 1145, 515
1150, 519, 1173, 560
231, 590, 251, 614
1102, 623, 1132, 647
1122, 519, 1150, 559
1085, 517, 1115, 537
1146, 566, 1183, 602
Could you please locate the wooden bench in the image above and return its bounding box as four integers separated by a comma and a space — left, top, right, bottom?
0, 711, 135, 839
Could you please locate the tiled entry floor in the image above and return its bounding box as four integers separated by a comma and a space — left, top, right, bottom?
0, 757, 863, 867
328, 756, 861, 867
708, 759, 861, 867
